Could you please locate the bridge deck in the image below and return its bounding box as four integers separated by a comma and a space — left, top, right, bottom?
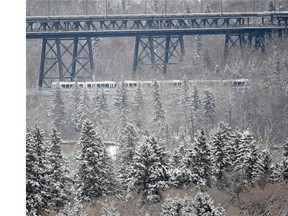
26, 12, 288, 39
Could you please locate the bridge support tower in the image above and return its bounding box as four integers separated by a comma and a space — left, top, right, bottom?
132, 35, 185, 76
39, 37, 95, 87
224, 32, 267, 56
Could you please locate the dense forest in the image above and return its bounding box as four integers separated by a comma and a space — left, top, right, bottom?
26, 0, 288, 215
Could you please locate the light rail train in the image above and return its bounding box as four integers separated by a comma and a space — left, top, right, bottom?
51, 79, 249, 90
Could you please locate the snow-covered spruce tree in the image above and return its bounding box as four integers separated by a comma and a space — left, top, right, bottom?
101, 201, 120, 216
230, 130, 250, 202
211, 122, 233, 187
270, 162, 283, 183
180, 78, 195, 140
160, 196, 186, 216
283, 139, 288, 182
254, 149, 272, 188
75, 120, 114, 202
151, 80, 166, 138
46, 128, 70, 212
92, 89, 109, 137
70, 82, 82, 132
191, 130, 213, 189
203, 90, 216, 126
26, 126, 50, 216
169, 145, 193, 188
114, 81, 129, 134
191, 86, 201, 112
79, 87, 92, 124
192, 192, 225, 216
49, 82, 66, 131
194, 35, 204, 60
243, 132, 262, 185
132, 82, 146, 133
127, 137, 169, 205
116, 123, 139, 192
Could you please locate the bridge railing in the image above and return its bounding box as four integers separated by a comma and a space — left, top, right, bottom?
26, 12, 288, 33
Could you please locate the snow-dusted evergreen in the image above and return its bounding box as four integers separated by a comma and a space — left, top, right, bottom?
152, 80, 166, 125
283, 139, 288, 182
190, 130, 213, 188
203, 90, 216, 125
46, 128, 70, 212
70, 82, 83, 132
127, 137, 169, 204
26, 126, 50, 216
116, 123, 139, 192
132, 82, 146, 134
49, 83, 66, 131
75, 120, 115, 202
92, 89, 109, 137
114, 81, 129, 133
192, 192, 225, 216
211, 123, 233, 186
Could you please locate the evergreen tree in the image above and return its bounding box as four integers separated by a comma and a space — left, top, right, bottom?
49, 83, 66, 131
152, 80, 166, 126
203, 90, 216, 125
191, 130, 213, 189
58, 198, 88, 216
93, 89, 109, 137
161, 196, 185, 216
283, 139, 288, 182
26, 126, 50, 216
75, 120, 114, 202
114, 81, 129, 133
191, 86, 201, 112
46, 128, 70, 212
211, 123, 233, 186
132, 82, 145, 133
116, 123, 139, 192
79, 87, 92, 124
70, 82, 82, 132
255, 150, 272, 187
270, 162, 283, 183
169, 145, 193, 188
193, 192, 226, 216
195, 35, 204, 59
244, 132, 261, 185
127, 137, 169, 204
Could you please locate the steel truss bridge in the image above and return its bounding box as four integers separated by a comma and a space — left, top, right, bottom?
26, 12, 288, 87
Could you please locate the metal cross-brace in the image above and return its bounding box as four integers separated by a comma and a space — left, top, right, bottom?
38, 37, 95, 87
224, 32, 267, 57
132, 35, 185, 76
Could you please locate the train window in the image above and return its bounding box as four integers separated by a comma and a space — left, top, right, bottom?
134, 83, 137, 87
79, 84, 83, 87
105, 84, 109, 87
101, 84, 105, 87
129, 83, 133, 87
97, 84, 100, 87
87, 84, 91, 88
61, 84, 65, 88
173, 83, 177, 86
